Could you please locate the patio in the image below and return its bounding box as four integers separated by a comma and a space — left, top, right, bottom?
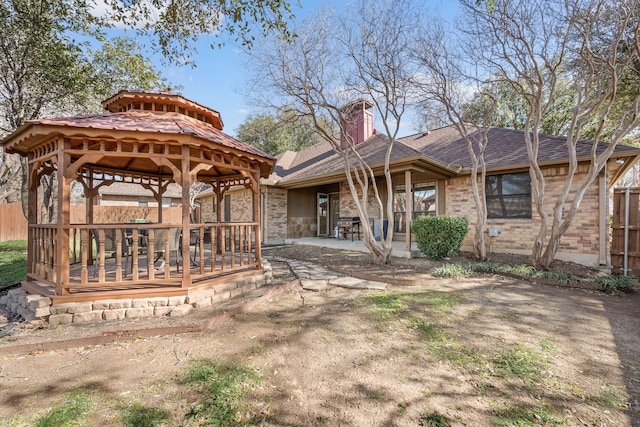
284, 237, 424, 259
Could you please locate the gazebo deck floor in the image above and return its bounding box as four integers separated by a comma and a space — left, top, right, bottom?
23, 249, 262, 303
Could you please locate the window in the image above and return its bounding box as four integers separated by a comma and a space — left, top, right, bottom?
138, 199, 148, 207
161, 197, 171, 207
393, 182, 436, 232
486, 173, 531, 219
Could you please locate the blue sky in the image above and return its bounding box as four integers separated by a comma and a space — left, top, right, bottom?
117, 0, 460, 138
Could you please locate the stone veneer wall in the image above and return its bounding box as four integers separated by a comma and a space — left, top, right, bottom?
264, 187, 288, 243
446, 164, 603, 266
1, 263, 273, 325
287, 216, 317, 238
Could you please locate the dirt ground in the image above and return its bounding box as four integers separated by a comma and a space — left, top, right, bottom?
1, 246, 639, 426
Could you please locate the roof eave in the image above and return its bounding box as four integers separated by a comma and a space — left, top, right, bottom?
278, 154, 460, 189
456, 149, 640, 175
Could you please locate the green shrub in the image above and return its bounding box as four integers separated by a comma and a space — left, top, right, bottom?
413, 216, 468, 260
591, 275, 635, 294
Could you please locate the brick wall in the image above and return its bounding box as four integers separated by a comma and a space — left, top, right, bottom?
446, 164, 604, 266
199, 186, 288, 243
339, 181, 382, 220
228, 190, 253, 222
264, 187, 287, 244
199, 189, 254, 223
200, 194, 216, 222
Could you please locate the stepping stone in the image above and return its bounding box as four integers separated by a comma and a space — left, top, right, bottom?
360, 281, 387, 290
309, 272, 340, 280
300, 279, 328, 291
332, 279, 387, 290
329, 276, 366, 287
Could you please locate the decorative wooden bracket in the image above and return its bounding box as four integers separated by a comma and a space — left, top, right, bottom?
151, 157, 182, 182
63, 154, 105, 179
189, 163, 213, 181
141, 180, 170, 198
76, 174, 111, 198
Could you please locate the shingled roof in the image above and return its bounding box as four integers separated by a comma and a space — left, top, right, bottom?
272, 125, 640, 186
400, 126, 639, 170
98, 182, 184, 198
273, 134, 460, 186
6, 111, 271, 160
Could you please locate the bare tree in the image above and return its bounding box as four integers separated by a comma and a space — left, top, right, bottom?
248, 0, 419, 264
452, 0, 640, 269
412, 22, 494, 261
189, 181, 207, 221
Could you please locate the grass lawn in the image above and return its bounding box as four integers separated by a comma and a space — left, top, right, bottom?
0, 240, 27, 287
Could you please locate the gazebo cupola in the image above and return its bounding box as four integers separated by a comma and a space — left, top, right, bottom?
102, 90, 224, 130
1, 90, 275, 303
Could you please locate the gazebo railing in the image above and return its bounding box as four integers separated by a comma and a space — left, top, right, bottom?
30, 225, 58, 282
28, 222, 260, 295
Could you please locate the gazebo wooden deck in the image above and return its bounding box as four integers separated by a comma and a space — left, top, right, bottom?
2, 90, 275, 304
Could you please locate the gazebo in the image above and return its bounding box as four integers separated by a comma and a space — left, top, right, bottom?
2, 90, 275, 304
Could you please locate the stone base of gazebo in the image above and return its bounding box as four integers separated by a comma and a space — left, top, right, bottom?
1, 262, 273, 325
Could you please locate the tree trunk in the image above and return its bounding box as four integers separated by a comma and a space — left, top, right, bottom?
364, 237, 393, 265
19, 157, 29, 220
473, 222, 486, 261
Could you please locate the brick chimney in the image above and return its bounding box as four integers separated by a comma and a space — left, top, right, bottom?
340, 100, 374, 147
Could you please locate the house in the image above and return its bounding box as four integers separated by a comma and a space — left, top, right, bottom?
199, 102, 640, 266
96, 181, 183, 207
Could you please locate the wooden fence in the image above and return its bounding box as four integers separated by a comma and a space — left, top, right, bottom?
611, 188, 640, 276
0, 204, 28, 242
0, 204, 182, 242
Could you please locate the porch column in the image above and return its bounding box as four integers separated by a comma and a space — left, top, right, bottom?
180, 144, 191, 287
599, 169, 608, 265
55, 137, 71, 295
405, 170, 413, 253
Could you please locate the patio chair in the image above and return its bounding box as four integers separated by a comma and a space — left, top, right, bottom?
150, 228, 182, 273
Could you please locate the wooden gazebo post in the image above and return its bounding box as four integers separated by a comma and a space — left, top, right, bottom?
26, 154, 37, 278
252, 170, 262, 267
180, 145, 191, 287
55, 137, 71, 295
